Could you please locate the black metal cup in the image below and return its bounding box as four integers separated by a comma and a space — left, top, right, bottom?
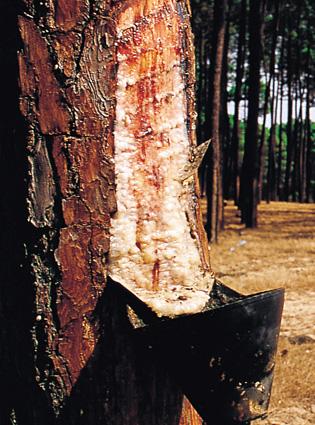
132, 281, 284, 424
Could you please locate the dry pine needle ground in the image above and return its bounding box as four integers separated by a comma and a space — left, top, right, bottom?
203, 201, 315, 425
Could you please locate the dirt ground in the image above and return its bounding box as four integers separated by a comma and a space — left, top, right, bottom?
205, 201, 315, 425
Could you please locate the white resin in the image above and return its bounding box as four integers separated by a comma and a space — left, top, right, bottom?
108, 4, 212, 317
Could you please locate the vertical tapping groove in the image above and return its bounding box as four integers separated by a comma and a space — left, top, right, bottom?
109, 0, 212, 317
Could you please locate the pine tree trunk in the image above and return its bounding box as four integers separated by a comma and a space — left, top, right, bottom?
292, 6, 302, 203
257, 70, 268, 202
239, 0, 265, 227
230, 0, 246, 205
258, 1, 279, 202
266, 118, 277, 202
0, 1, 206, 424
270, 69, 280, 202
221, 2, 231, 203
276, 30, 285, 200
305, 24, 312, 203
206, 0, 227, 242
284, 19, 293, 201
298, 85, 306, 203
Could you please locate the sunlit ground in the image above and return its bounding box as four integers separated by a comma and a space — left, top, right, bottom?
202, 200, 315, 424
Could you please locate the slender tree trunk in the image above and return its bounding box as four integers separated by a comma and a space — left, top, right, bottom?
195, 31, 205, 194
266, 73, 278, 203
230, 0, 247, 205
305, 23, 312, 203
292, 86, 299, 202
293, 6, 303, 203
206, 0, 227, 242
273, 75, 280, 202
276, 31, 285, 200
0, 1, 205, 424
277, 88, 284, 200
199, 38, 212, 198
257, 69, 268, 202
258, 1, 280, 202
299, 86, 306, 202
222, 3, 231, 204
240, 0, 265, 227
192, 0, 212, 197
305, 95, 312, 203
300, 17, 312, 203
284, 18, 293, 201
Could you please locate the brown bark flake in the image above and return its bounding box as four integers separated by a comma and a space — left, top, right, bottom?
55, 0, 90, 32
18, 16, 71, 135
65, 18, 117, 136
27, 131, 56, 227
52, 32, 82, 79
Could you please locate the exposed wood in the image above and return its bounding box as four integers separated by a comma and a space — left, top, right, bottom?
109, 0, 211, 317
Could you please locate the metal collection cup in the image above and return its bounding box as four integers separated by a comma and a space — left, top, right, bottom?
129, 280, 284, 424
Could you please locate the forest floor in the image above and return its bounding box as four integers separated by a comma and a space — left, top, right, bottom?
204, 200, 315, 425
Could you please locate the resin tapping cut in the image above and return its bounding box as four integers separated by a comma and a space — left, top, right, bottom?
109, 0, 213, 317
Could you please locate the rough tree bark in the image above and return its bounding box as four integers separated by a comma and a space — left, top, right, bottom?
0, 1, 207, 424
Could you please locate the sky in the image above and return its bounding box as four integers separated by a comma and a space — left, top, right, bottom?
228, 100, 315, 128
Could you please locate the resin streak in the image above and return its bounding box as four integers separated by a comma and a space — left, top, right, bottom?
109, 0, 212, 316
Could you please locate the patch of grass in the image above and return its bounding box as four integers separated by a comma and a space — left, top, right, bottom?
208, 201, 315, 293
272, 337, 314, 404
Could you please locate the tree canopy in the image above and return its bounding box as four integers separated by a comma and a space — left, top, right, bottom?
191, 0, 315, 239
